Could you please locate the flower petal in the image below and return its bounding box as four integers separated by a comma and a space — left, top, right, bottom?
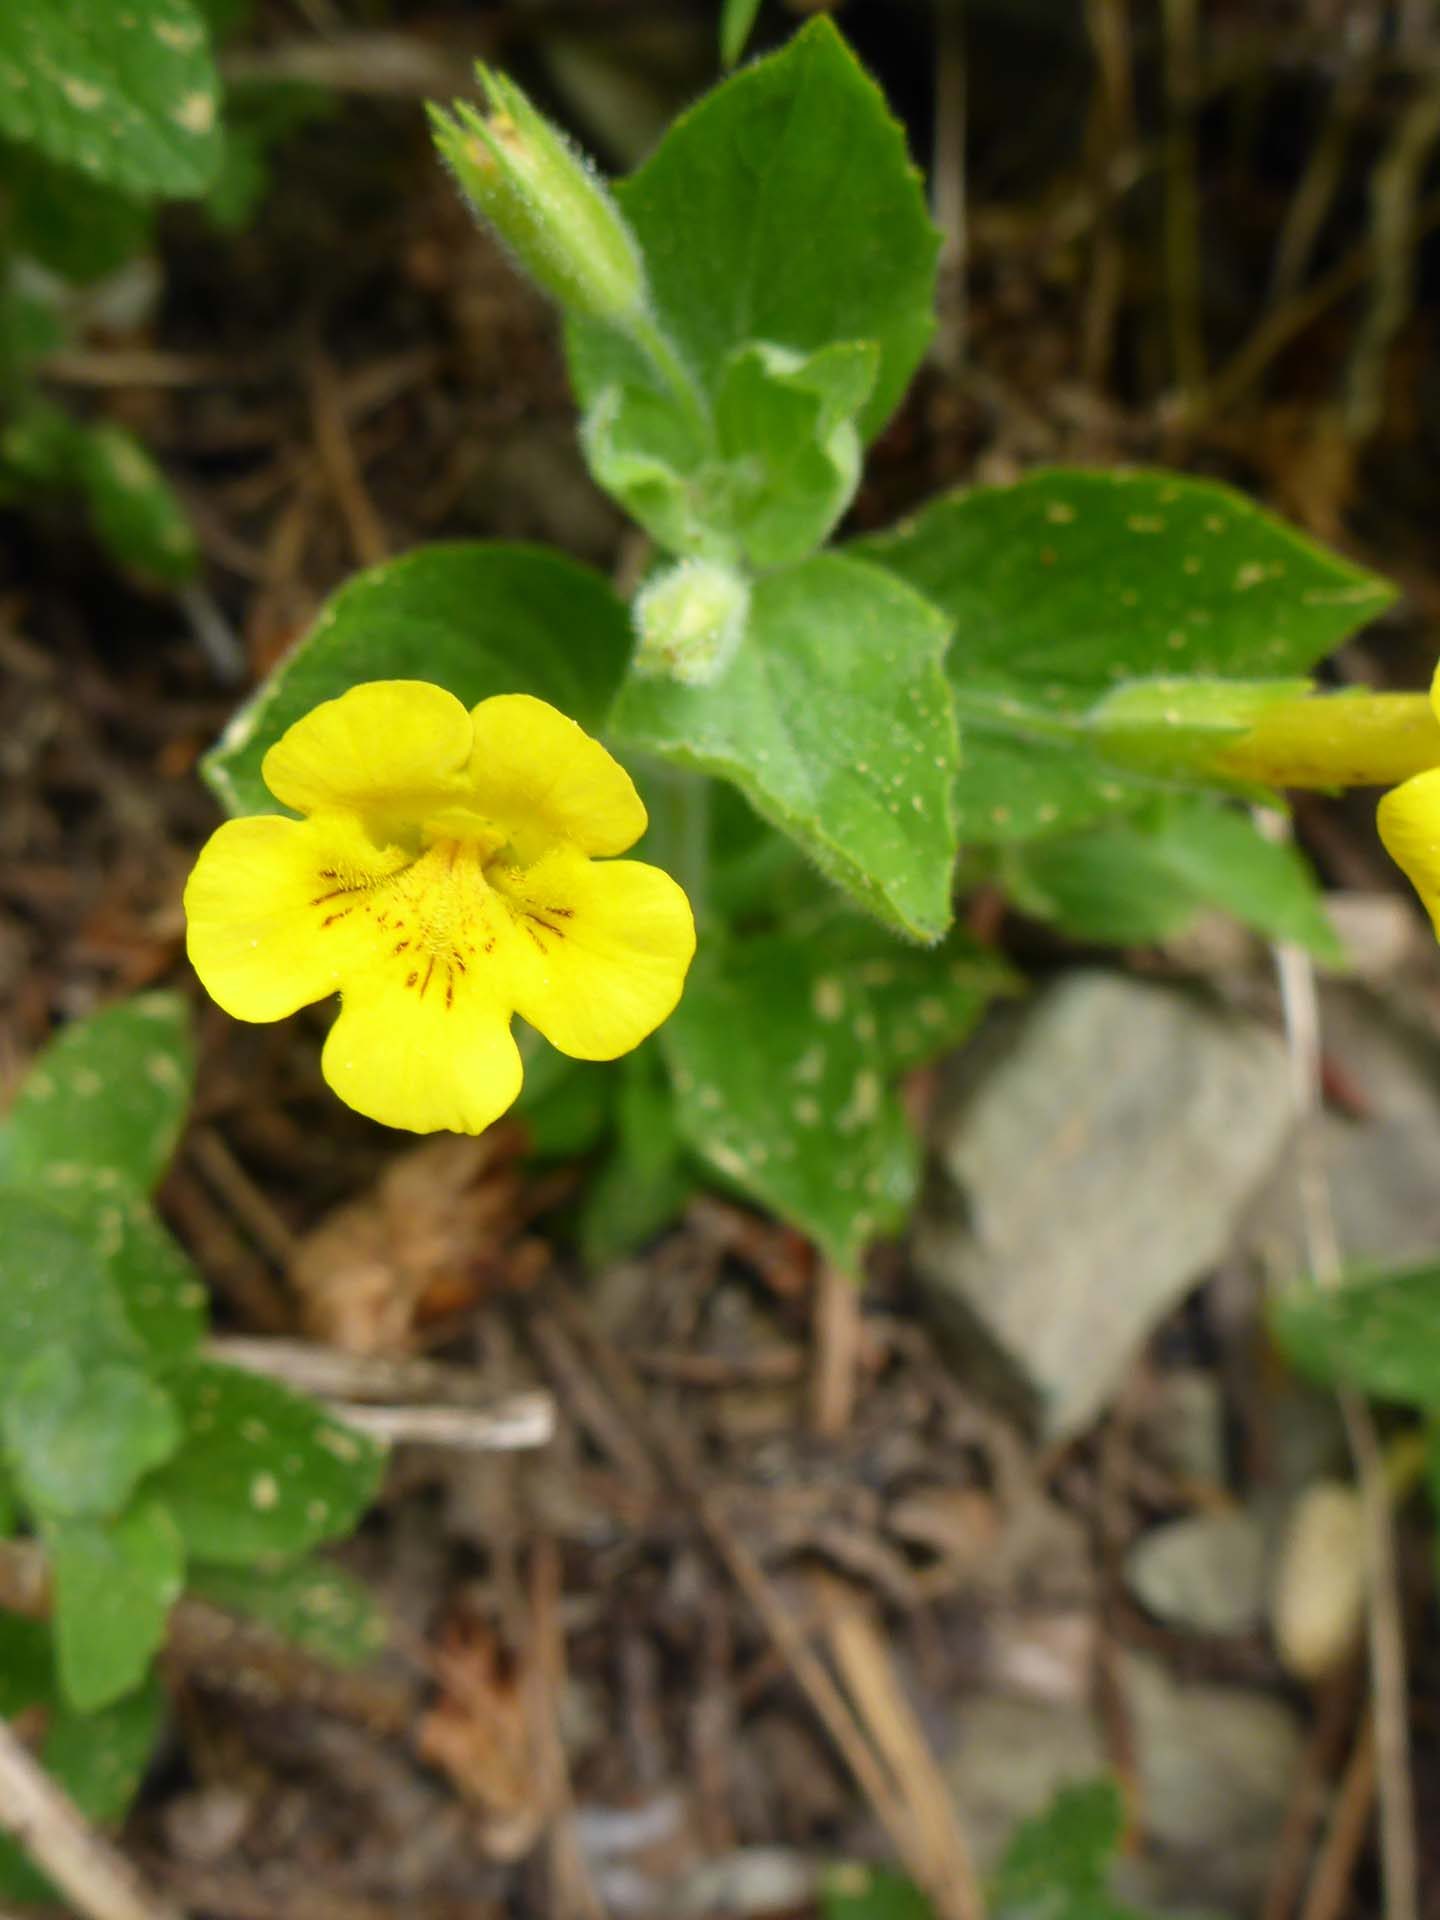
184, 813, 406, 1022
495, 848, 695, 1059
262, 680, 474, 820
1378, 769, 1440, 937
467, 694, 646, 857
321, 973, 523, 1134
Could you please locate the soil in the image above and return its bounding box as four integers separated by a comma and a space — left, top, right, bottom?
4, 3, 1440, 1916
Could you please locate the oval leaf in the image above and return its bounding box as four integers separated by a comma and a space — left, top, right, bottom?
0, 0, 221, 200
855, 469, 1397, 843
4, 991, 194, 1194
148, 1362, 386, 1565
202, 543, 633, 817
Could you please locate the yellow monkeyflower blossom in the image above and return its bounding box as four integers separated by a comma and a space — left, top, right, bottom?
1376, 671, 1440, 941
1212, 672, 1440, 938
185, 681, 696, 1134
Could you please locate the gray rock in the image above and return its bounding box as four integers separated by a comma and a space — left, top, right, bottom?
1125, 1511, 1267, 1637
1251, 982, 1440, 1274
943, 1695, 1109, 1869
1119, 1653, 1302, 1909
913, 971, 1295, 1438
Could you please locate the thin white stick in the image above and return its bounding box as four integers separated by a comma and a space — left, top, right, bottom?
1261, 813, 1419, 1920
0, 1718, 186, 1920
206, 1338, 556, 1452
329, 1396, 555, 1453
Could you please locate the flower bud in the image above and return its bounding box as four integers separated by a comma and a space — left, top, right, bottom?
632, 560, 750, 688
429, 70, 646, 326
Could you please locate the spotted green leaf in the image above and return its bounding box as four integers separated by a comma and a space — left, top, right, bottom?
0, 1651, 164, 1904
1271, 1264, 1440, 1406
2, 144, 153, 283
664, 928, 1004, 1271
5, 1346, 180, 1522
0, 402, 197, 582
189, 1557, 387, 1667
615, 552, 959, 941
24, 1174, 209, 1364
48, 1497, 184, 1711
0, 1196, 141, 1391
148, 1362, 386, 1565
42, 1670, 167, 1822
72, 420, 200, 583
3, 991, 194, 1195
204, 543, 633, 817
0, 0, 221, 200
854, 470, 1397, 843
1004, 798, 1343, 960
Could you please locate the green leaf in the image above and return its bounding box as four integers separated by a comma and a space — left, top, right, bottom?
48, 1498, 183, 1711
35, 1178, 208, 1365
578, 1046, 693, 1262
3, 990, 194, 1194
516, 1048, 615, 1162
991, 1778, 1147, 1920
615, 552, 959, 941
148, 1363, 386, 1565
713, 339, 878, 568
203, 543, 633, 817
0, 272, 66, 385
568, 16, 938, 444
188, 1557, 387, 1667
2, 144, 153, 282
0, 402, 197, 583
44, 1669, 166, 1821
664, 927, 1002, 1271
0, 1195, 141, 1391
812, 917, 1018, 1076
0, 1659, 165, 1905
1271, 1265, 1440, 1406
1004, 798, 1343, 959
854, 469, 1397, 843
4, 1347, 180, 1522
580, 336, 879, 567
720, 0, 765, 67
0, 0, 221, 200
0, 1612, 55, 1716
580, 381, 714, 558
70, 420, 200, 583
0, 395, 83, 487
823, 1867, 934, 1920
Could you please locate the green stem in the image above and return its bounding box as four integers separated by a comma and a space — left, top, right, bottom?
626, 307, 713, 447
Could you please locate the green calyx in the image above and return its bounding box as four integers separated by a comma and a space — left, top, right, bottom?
428, 68, 647, 328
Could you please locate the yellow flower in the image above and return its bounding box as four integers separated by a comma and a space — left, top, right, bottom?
185, 681, 696, 1134
1377, 665, 1440, 940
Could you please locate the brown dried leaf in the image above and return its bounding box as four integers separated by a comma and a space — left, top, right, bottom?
289, 1124, 538, 1354
416, 1617, 548, 1861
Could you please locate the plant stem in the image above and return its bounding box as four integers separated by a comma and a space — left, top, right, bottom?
626, 307, 713, 446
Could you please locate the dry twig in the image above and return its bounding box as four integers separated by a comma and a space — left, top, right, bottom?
1262, 817, 1419, 1920
539, 1283, 986, 1920
0, 1717, 187, 1920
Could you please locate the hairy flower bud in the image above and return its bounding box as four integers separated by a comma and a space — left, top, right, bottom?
632, 560, 751, 688
429, 69, 646, 326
